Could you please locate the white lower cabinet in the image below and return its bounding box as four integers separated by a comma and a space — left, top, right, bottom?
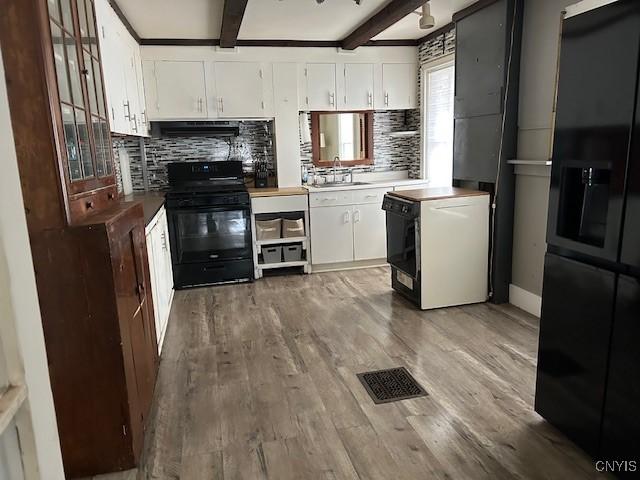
310, 205, 354, 264
145, 206, 174, 354
353, 202, 387, 261
310, 188, 389, 265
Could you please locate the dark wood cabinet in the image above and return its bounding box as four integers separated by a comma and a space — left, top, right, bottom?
0, 0, 158, 477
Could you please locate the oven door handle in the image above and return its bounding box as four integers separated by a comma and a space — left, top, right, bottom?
170, 205, 251, 213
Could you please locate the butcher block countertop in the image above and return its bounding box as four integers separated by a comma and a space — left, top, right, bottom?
248, 187, 308, 198
388, 187, 489, 202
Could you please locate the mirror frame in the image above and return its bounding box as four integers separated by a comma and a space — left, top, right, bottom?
311, 111, 374, 167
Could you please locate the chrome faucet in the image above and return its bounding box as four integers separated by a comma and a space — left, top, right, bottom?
333, 155, 342, 183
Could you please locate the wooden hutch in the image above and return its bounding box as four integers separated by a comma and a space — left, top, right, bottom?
0, 0, 158, 476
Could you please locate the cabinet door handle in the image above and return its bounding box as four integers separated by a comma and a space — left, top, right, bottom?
343, 211, 350, 224
219, 97, 224, 113
368, 92, 373, 107
131, 114, 138, 133
384, 92, 389, 107
354, 210, 361, 223
329, 92, 335, 106
321, 197, 338, 201
141, 110, 147, 125
123, 100, 131, 120
365, 194, 377, 198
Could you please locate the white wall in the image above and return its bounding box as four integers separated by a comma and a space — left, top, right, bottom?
511, 0, 574, 306
0, 43, 65, 479
141, 45, 417, 187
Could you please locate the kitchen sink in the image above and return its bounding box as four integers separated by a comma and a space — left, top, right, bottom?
312, 182, 370, 188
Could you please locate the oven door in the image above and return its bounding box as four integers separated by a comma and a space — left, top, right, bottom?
385, 211, 419, 278
169, 206, 252, 265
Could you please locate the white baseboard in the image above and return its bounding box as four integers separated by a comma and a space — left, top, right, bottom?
509, 284, 542, 318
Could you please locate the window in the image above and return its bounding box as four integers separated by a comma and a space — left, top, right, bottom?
422, 59, 455, 187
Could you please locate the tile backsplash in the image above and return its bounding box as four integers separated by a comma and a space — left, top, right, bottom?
299, 109, 421, 180
114, 111, 420, 191
112, 120, 274, 192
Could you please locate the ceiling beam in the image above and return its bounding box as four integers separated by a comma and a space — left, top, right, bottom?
139, 38, 421, 47
220, 0, 249, 48
109, 0, 140, 43
341, 0, 427, 50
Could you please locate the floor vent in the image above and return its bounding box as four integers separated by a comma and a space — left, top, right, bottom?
357, 367, 427, 404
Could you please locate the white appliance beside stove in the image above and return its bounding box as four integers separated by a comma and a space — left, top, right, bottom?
382, 187, 490, 310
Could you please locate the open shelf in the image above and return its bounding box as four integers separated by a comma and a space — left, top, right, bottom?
258, 260, 308, 270
388, 130, 419, 138
256, 236, 307, 247
507, 159, 552, 166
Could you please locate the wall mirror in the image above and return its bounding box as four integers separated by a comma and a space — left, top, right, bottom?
311, 111, 374, 166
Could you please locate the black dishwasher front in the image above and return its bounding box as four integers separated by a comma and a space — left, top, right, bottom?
382, 194, 421, 305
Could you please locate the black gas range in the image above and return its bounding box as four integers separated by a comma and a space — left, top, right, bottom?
166, 161, 253, 288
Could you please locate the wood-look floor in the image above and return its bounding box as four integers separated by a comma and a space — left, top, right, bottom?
86, 267, 607, 480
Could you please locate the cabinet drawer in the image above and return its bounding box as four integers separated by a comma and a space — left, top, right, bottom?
252, 195, 308, 214
352, 188, 389, 205
309, 191, 353, 207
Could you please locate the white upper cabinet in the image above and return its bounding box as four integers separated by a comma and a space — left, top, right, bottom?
305, 63, 336, 111
132, 48, 149, 135
214, 62, 269, 118
382, 63, 418, 110
341, 63, 374, 110
147, 61, 208, 120
95, 0, 148, 136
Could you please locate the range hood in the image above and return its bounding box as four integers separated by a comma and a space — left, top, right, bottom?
151, 121, 240, 137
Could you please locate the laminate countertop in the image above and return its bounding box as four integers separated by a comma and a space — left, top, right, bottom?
388, 187, 489, 202
123, 192, 166, 226
248, 187, 308, 198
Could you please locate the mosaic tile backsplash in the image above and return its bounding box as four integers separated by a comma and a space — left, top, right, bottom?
112, 120, 274, 192
299, 110, 421, 179
418, 27, 456, 110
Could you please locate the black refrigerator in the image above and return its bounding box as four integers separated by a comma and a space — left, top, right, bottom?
535, 0, 640, 472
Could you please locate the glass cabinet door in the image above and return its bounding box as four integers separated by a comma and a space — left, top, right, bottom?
47, 0, 114, 190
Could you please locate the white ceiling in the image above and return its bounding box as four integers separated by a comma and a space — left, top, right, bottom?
117, 0, 478, 41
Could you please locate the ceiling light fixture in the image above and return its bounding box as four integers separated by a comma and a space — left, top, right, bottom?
412, 1, 435, 30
